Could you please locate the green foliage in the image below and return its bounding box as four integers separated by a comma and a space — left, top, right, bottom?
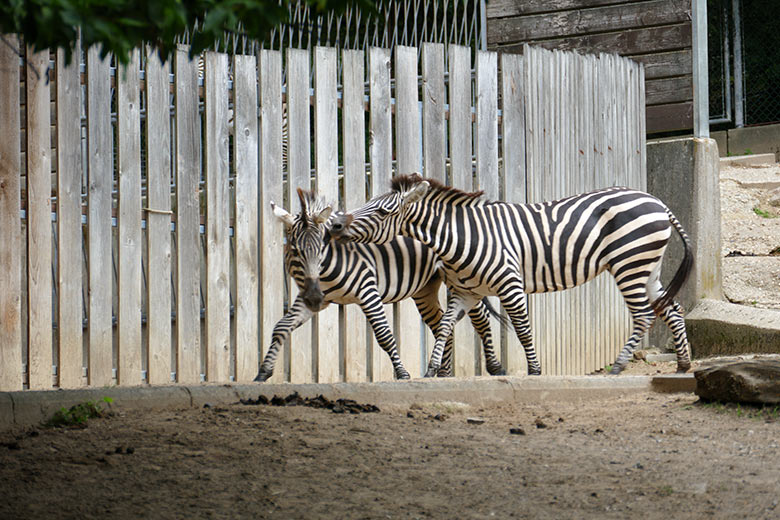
697, 400, 779, 422
753, 207, 775, 218
1, 1, 376, 65
45, 397, 114, 427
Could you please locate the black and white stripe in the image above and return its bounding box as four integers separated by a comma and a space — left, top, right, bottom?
254, 188, 502, 382
331, 174, 693, 376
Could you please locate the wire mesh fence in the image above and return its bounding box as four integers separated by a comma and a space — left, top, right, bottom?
740, 0, 780, 125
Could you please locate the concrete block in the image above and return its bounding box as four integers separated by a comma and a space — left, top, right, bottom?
686, 299, 780, 358
720, 153, 776, 167
711, 130, 727, 157
651, 374, 696, 393
647, 137, 724, 347
726, 124, 780, 160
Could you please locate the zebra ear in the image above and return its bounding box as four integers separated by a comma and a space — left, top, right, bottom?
402, 181, 429, 206
271, 201, 295, 227
313, 205, 332, 225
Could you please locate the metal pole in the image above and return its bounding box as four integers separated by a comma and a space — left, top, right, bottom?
692, 0, 710, 138
732, 0, 745, 127
480, 0, 487, 51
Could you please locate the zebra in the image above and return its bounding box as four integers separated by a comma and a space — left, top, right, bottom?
254, 188, 504, 382
329, 174, 693, 377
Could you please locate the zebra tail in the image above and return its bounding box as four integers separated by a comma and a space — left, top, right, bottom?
652, 209, 694, 314
481, 298, 512, 329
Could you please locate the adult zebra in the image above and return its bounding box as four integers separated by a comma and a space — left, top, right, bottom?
254, 188, 503, 382
330, 174, 693, 376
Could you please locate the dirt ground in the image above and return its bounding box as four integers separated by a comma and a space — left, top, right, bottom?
2, 373, 779, 520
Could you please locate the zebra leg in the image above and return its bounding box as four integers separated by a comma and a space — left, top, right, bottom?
658, 300, 691, 373
499, 287, 541, 375
425, 294, 476, 378
467, 301, 504, 376
360, 291, 411, 380
609, 304, 656, 375
411, 281, 455, 377
255, 296, 314, 382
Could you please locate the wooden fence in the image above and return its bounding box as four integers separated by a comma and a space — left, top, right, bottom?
0, 37, 645, 391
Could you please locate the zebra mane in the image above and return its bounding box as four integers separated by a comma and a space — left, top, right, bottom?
296, 188, 332, 224
390, 173, 484, 201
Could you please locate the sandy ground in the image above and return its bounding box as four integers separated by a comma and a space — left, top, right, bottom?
2, 374, 779, 520
719, 162, 780, 309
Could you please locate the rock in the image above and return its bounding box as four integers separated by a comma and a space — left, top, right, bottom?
768, 187, 780, 208
466, 417, 485, 425
694, 360, 780, 404
509, 427, 526, 435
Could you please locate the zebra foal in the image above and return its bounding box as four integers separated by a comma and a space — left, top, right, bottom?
330, 174, 693, 376
254, 188, 503, 382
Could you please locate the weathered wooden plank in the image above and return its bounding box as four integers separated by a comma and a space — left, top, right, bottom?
55, 42, 84, 389
494, 24, 692, 58
233, 54, 260, 383
646, 76, 692, 105
174, 46, 202, 385
420, 42, 446, 375
314, 46, 341, 383
447, 44, 476, 377
499, 52, 526, 376
25, 47, 52, 390
487, 0, 637, 18
86, 46, 114, 387
144, 48, 173, 385
204, 51, 231, 383
368, 47, 395, 382
631, 50, 692, 80
286, 48, 314, 384
393, 45, 422, 379
259, 50, 286, 383
488, 0, 690, 45
0, 35, 23, 391
646, 102, 693, 133
475, 50, 500, 376
116, 49, 143, 386
421, 43, 446, 184
341, 49, 369, 383
26, 46, 54, 390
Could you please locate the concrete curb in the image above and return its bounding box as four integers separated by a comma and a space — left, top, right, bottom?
719, 153, 776, 167
0, 374, 695, 430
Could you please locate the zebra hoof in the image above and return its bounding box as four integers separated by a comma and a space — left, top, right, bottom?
253, 368, 272, 382
608, 364, 624, 375
436, 370, 454, 378
395, 370, 411, 380
527, 367, 541, 376
488, 366, 506, 376
676, 364, 691, 373
424, 368, 438, 378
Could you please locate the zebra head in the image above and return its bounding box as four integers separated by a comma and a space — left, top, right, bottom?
331, 173, 430, 243
272, 188, 332, 312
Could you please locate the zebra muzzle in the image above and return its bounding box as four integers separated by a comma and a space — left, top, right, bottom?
302, 277, 324, 311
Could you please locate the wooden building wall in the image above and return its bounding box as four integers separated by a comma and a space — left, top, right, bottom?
487, 0, 693, 134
